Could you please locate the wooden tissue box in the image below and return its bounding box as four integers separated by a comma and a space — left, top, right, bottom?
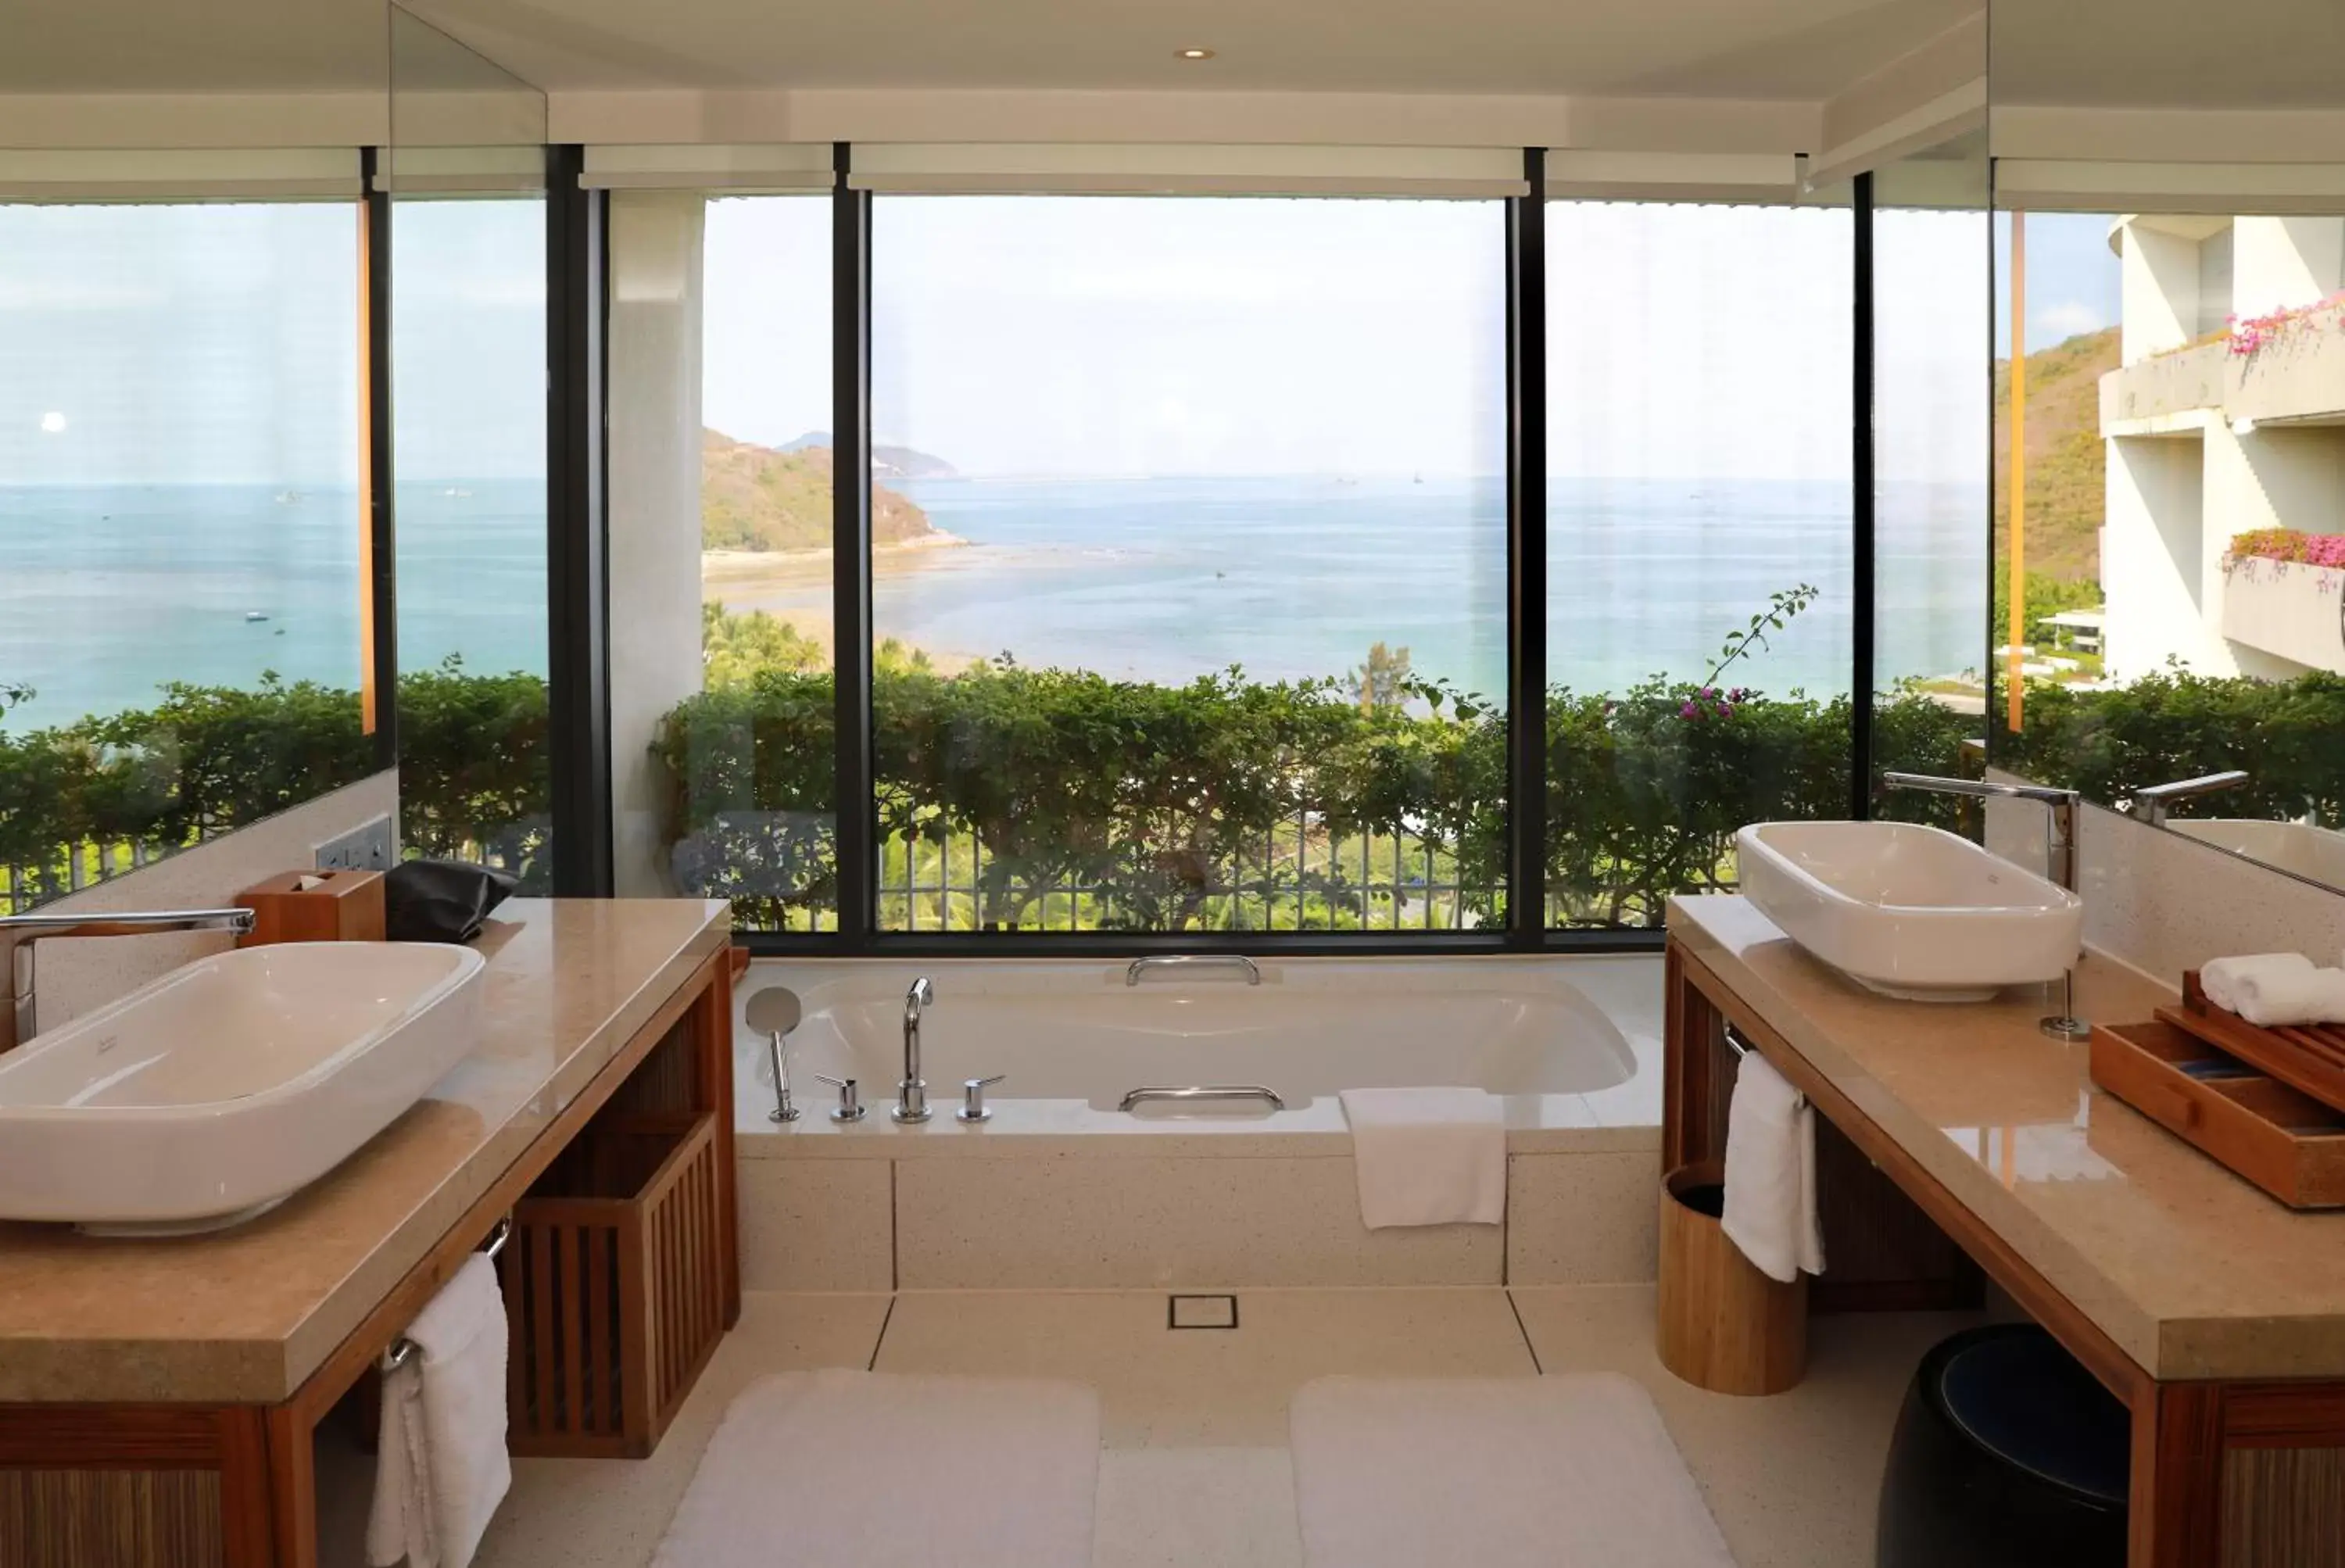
234, 869, 387, 946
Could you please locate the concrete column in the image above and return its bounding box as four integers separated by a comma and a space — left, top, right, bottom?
607, 191, 707, 897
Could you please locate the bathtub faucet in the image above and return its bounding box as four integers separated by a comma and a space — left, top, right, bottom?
896, 976, 936, 1123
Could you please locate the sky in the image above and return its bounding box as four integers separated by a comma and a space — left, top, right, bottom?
0, 196, 549, 485
704, 193, 2113, 485
2, 190, 2123, 489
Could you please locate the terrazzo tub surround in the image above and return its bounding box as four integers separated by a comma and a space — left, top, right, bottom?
731, 955, 1668, 1291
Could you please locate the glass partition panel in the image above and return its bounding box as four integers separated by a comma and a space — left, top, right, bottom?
1543, 198, 1856, 927
666, 194, 837, 929
1873, 135, 1993, 825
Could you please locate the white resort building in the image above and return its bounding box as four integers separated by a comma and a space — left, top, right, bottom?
2099, 214, 2345, 680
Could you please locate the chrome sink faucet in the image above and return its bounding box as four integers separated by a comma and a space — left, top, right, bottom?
2129, 770, 2249, 827
1880, 772, 2088, 1042
0, 908, 257, 1053
896, 976, 936, 1123
1880, 774, 2082, 893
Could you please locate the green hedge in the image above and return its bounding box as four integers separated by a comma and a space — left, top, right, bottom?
15, 657, 2336, 931
653, 666, 1985, 931
0, 660, 551, 903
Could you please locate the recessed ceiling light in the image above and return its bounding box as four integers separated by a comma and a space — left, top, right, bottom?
1176, 47, 1215, 60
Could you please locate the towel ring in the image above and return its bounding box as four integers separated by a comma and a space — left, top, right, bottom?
379, 1215, 512, 1374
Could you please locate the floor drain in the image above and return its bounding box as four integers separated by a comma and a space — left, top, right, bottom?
1169, 1294, 1239, 1330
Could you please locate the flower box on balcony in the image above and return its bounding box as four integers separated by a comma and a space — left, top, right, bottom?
2221, 557, 2345, 675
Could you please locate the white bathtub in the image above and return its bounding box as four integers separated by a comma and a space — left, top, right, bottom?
730, 955, 1668, 1294
739, 956, 1659, 1137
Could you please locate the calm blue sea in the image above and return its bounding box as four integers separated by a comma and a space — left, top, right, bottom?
0, 474, 1982, 731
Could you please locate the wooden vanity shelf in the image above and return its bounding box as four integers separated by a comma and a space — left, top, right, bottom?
503, 1107, 725, 1459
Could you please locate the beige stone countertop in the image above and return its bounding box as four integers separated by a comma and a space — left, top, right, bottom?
1670, 893, 2345, 1383
0, 897, 729, 1406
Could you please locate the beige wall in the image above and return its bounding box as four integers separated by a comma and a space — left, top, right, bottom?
28, 771, 397, 1028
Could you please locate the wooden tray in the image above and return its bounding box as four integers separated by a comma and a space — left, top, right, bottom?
2092, 1018, 2345, 1208
2166, 970, 2345, 1116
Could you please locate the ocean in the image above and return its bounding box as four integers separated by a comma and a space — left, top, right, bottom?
0, 474, 1982, 731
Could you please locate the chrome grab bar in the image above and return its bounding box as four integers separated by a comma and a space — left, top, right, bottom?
381, 1215, 513, 1373
1119, 1084, 1286, 1112
1125, 954, 1261, 987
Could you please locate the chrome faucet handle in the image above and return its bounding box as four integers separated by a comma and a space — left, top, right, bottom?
958, 1074, 1006, 1124
813, 1073, 866, 1123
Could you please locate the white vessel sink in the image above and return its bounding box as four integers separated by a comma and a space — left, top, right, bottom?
0, 941, 485, 1230
2169, 818, 2345, 890
1736, 821, 2083, 1002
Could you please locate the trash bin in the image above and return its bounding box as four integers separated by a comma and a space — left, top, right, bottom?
1656, 1160, 1807, 1395
1877, 1324, 2128, 1567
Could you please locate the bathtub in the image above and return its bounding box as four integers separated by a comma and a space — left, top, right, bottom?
761, 958, 1645, 1129
732, 954, 1667, 1293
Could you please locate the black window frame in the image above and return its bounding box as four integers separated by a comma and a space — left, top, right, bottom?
533, 149, 1896, 954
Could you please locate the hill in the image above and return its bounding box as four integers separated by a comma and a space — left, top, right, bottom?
1992, 326, 2117, 583
702, 430, 938, 552
780, 431, 958, 481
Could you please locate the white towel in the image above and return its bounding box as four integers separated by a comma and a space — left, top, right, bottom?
1339, 1087, 1505, 1230
367, 1255, 511, 1568
2229, 965, 2345, 1028
1720, 1053, 1824, 1284
2202, 952, 2315, 1015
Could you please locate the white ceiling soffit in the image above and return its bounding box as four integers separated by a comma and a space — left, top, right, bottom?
374, 145, 546, 194
843, 143, 1529, 198
1995, 159, 2345, 217
1990, 107, 2345, 166
1542, 151, 1800, 203
0, 0, 389, 92
0, 93, 390, 151
0, 148, 364, 202
1803, 9, 1982, 189
546, 88, 1824, 156
582, 143, 833, 192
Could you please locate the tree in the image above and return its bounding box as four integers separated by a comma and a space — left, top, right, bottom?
1344, 642, 1412, 713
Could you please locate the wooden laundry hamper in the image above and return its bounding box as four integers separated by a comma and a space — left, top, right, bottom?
500, 1108, 727, 1458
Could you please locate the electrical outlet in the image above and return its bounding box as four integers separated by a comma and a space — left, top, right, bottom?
314, 814, 395, 872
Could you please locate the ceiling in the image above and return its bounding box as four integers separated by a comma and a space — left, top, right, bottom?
10, 0, 2340, 112
7, 0, 1975, 98
400, 0, 1975, 95
1, 0, 390, 91
1989, 0, 2345, 109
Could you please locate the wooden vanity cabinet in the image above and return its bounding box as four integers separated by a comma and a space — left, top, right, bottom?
0, 937, 737, 1568
1667, 938, 2345, 1568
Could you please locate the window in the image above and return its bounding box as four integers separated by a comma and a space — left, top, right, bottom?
660, 195, 836, 929
864, 195, 1508, 932
392, 196, 550, 885
1544, 199, 1855, 926
0, 199, 370, 911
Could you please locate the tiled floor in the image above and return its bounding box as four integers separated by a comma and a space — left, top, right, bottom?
321, 1286, 1975, 1568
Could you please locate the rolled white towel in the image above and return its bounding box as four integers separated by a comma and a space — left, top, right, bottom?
2232, 965, 2345, 1029
2202, 952, 2314, 1014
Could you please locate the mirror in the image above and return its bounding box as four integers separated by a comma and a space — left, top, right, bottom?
385, 9, 554, 890
1988, 0, 2345, 890
0, 0, 392, 914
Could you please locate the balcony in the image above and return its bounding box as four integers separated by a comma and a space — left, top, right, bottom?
2100, 341, 2225, 435
2221, 557, 2345, 675
2228, 311, 2345, 428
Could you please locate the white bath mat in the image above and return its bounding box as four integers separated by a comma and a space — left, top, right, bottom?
1290, 1373, 1735, 1568
652, 1368, 1101, 1568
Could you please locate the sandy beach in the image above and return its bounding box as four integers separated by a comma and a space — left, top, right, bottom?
701, 533, 982, 669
